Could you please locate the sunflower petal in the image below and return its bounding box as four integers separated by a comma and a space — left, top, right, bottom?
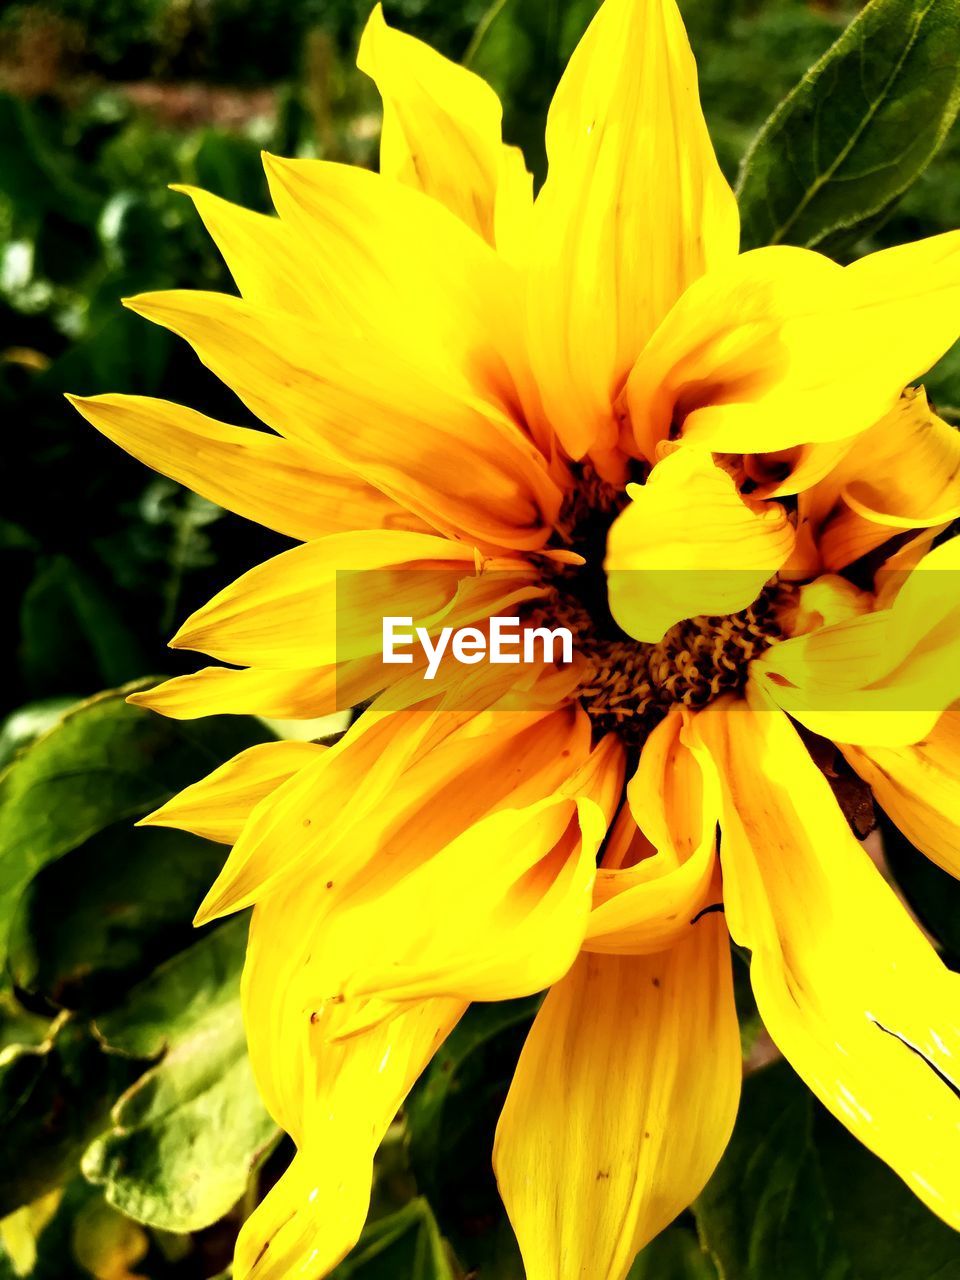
170, 185, 329, 319
527, 0, 738, 460
585, 708, 719, 953
196, 704, 591, 925
816, 389, 960, 569
124, 290, 561, 551
697, 697, 960, 1230
127, 663, 375, 721
755, 535, 960, 746
68, 393, 417, 541
168, 531, 489, 668
139, 741, 326, 844
605, 448, 795, 643
357, 4, 525, 248
842, 711, 960, 878
625, 236, 960, 460
235, 907, 462, 1279
261, 154, 541, 422
494, 916, 740, 1280
347, 794, 605, 1008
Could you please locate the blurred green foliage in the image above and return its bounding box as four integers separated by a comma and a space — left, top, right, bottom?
3, 1, 960, 1277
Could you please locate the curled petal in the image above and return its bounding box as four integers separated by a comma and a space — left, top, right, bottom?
842, 711, 960, 878
585, 708, 719, 953
755, 535, 960, 746
605, 448, 794, 643
625, 236, 960, 460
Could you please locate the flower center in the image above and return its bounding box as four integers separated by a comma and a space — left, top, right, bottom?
546, 464, 792, 747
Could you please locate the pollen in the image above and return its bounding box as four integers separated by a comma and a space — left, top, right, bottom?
547, 576, 792, 748
546, 463, 794, 746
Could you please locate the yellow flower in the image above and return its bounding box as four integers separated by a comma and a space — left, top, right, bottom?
69, 0, 960, 1276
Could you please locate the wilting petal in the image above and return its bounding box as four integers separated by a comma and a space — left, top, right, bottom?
357, 4, 526, 249
343, 736, 620, 1013
586, 708, 719, 953
605, 448, 794, 642
697, 696, 960, 1229
196, 704, 591, 925
625, 236, 960, 460
842, 711, 960, 878
68, 394, 419, 541
233, 712, 594, 1185
125, 290, 561, 552
494, 916, 740, 1280
816, 389, 960, 570
139, 741, 326, 844
527, 0, 737, 460
236, 869, 463, 1278
755, 535, 960, 746
346, 794, 606, 1010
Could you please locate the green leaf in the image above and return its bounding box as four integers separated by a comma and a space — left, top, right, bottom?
406, 998, 539, 1278
331, 1199, 455, 1280
467, 0, 600, 181
0, 687, 267, 974
0, 699, 77, 772
7, 824, 231, 1011
83, 918, 278, 1233
736, 0, 960, 252
695, 1061, 853, 1280
18, 558, 147, 697
0, 1016, 138, 1217
695, 1059, 960, 1280
627, 1226, 718, 1279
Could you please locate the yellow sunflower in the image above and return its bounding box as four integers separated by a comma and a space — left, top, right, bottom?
69, 0, 960, 1276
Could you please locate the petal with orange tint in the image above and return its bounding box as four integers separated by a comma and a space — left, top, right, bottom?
196, 703, 591, 925
527, 0, 738, 461
605, 448, 794, 643
139, 741, 326, 845
816, 389, 960, 570
344, 736, 620, 1015
698, 696, 960, 1230
586, 708, 719, 953
494, 916, 740, 1280
345, 794, 606, 1011
841, 711, 960, 879
755, 535, 960, 746
68, 394, 421, 542
261, 155, 542, 424
625, 236, 960, 461
124, 290, 561, 552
